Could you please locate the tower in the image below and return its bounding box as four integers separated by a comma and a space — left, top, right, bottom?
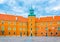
28, 7, 36, 36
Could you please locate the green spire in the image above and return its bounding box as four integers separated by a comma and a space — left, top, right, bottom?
28, 7, 36, 16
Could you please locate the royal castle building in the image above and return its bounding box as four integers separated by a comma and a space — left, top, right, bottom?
0, 8, 60, 36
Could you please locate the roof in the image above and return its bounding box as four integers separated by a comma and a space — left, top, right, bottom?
54, 16, 60, 21
28, 7, 36, 16
35, 18, 40, 22
0, 14, 28, 22
40, 16, 53, 22
0, 14, 16, 21
0, 14, 60, 22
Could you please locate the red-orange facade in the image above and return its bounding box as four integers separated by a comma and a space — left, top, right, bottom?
0, 14, 60, 36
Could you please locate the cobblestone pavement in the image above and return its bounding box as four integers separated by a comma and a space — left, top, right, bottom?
0, 36, 60, 42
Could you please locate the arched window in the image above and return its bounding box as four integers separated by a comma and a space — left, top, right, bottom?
1, 26, 4, 35
1, 26, 4, 31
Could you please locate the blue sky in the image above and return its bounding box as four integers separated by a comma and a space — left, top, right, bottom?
0, 0, 60, 17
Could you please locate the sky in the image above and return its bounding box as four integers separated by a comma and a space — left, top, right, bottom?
0, 0, 60, 18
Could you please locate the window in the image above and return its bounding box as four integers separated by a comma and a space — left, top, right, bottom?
52, 27, 55, 29
50, 22, 52, 25
27, 32, 28, 36
51, 32, 53, 35
36, 23, 37, 26
1, 26, 4, 35
2, 20, 4, 24
23, 28, 27, 31
40, 23, 43, 26
36, 28, 38, 31
14, 32, 15, 35
16, 17, 17, 20
9, 32, 10, 35
24, 32, 25, 35
45, 27, 48, 30
20, 28, 22, 30
23, 23, 27, 25
58, 27, 60, 30
57, 21, 60, 24
30, 19, 32, 21
23, 28, 26, 31
13, 27, 16, 31
1, 26, 4, 31
30, 28, 32, 30
41, 33, 43, 34
8, 27, 11, 30
8, 21, 10, 24
20, 32, 22, 36
2, 31, 4, 35
14, 21, 16, 25
30, 24, 32, 26
45, 22, 48, 26
25, 28, 27, 31
20, 23, 22, 26
56, 32, 58, 35
46, 33, 47, 36
31, 33, 32, 36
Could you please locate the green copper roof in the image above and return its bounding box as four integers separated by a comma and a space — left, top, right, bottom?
28, 7, 36, 16
28, 14, 36, 16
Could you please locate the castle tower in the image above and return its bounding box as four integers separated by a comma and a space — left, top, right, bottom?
28, 7, 36, 36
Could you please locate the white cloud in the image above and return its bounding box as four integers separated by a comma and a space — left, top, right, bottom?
15, 12, 28, 18
45, 5, 60, 13
12, 6, 24, 13
48, 0, 56, 3
51, 6, 60, 11
20, 13, 28, 18
0, 0, 8, 4
6, 0, 17, 8
0, 0, 5, 4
